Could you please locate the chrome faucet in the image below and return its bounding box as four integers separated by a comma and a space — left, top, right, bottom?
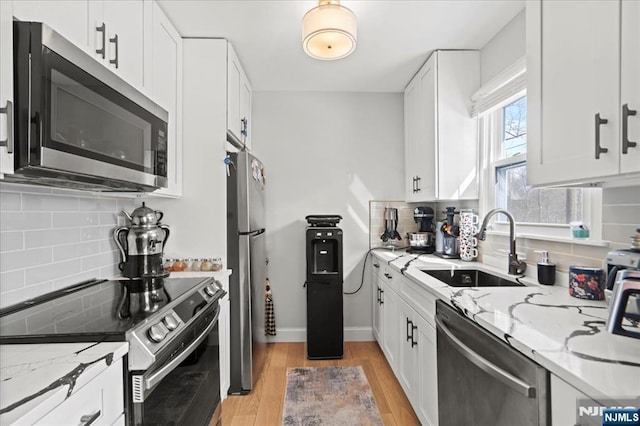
475, 208, 527, 275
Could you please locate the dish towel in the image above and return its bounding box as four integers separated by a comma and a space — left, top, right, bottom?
265, 278, 277, 336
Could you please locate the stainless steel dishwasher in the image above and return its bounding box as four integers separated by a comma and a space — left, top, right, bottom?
435, 300, 550, 426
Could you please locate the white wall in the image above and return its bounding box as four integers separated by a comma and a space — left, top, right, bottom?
251, 91, 404, 341
480, 8, 526, 85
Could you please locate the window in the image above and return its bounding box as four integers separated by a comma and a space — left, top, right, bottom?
479, 91, 600, 239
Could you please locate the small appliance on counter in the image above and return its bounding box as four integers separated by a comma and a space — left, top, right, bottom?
407, 206, 435, 254
605, 249, 640, 339
435, 207, 460, 259
380, 207, 402, 244
113, 202, 171, 318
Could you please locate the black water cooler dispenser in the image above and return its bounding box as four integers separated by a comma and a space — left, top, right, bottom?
305, 215, 344, 359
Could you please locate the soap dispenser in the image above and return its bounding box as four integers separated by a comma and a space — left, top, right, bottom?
535, 250, 555, 285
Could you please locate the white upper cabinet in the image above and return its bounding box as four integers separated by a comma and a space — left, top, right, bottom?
0, 0, 13, 177
12, 0, 91, 51
89, 0, 146, 89
527, 0, 640, 186
404, 50, 479, 202
227, 43, 252, 151
13, 0, 146, 90
621, 0, 640, 174
148, 1, 183, 198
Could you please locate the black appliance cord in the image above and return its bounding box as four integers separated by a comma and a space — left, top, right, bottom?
344, 247, 392, 295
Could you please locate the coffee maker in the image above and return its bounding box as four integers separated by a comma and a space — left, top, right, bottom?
114, 202, 171, 318
407, 207, 435, 254
435, 207, 460, 259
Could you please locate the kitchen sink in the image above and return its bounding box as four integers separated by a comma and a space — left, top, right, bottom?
422, 269, 524, 287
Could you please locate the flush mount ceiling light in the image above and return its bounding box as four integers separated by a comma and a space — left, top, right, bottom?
302, 0, 357, 60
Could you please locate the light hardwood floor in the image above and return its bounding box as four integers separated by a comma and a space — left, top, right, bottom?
219, 341, 420, 426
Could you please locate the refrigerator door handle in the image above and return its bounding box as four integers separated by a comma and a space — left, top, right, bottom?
239, 228, 266, 237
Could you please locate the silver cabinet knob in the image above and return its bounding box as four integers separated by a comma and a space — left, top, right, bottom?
147, 323, 167, 343
163, 315, 179, 331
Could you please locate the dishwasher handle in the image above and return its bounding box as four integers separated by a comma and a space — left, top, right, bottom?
435, 315, 536, 398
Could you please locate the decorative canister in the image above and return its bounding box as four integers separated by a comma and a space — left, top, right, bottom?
568, 266, 605, 300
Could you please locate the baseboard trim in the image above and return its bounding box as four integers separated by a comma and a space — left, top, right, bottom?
266, 327, 374, 343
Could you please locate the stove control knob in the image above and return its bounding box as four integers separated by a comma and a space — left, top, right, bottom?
163, 315, 179, 331
204, 285, 216, 297
148, 324, 167, 343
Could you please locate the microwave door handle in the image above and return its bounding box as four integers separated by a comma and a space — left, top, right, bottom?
143, 306, 220, 391
435, 315, 536, 398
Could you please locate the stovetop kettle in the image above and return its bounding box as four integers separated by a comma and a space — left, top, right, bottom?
114, 202, 170, 279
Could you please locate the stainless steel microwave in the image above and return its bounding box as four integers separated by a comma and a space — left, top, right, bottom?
8, 21, 168, 192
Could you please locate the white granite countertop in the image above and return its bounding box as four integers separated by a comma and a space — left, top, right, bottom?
0, 342, 128, 425
371, 249, 640, 405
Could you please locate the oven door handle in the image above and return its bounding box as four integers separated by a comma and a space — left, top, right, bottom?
144, 306, 220, 391
435, 315, 536, 398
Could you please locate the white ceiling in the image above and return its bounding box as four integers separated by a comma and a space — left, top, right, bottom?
157, 0, 525, 92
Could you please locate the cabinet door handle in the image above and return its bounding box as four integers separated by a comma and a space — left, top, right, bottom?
415, 176, 421, 193
0, 100, 13, 154
109, 34, 119, 68
373, 263, 380, 268
595, 113, 609, 159
384, 273, 392, 279
95, 23, 106, 59
241, 117, 248, 138
80, 410, 101, 425
406, 318, 413, 342
376, 287, 380, 304
411, 324, 418, 347
411, 176, 416, 193
622, 103, 637, 154
379, 289, 384, 304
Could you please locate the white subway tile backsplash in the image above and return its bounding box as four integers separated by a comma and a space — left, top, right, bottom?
602, 224, 637, 246
602, 205, 640, 225
78, 197, 119, 212
0, 270, 25, 292
603, 186, 640, 205
1, 184, 135, 306
0, 192, 21, 211
25, 259, 82, 286
22, 193, 80, 211
52, 212, 100, 228
82, 252, 118, 272
24, 228, 82, 249
0, 248, 52, 272
53, 241, 101, 262
0, 232, 23, 252
99, 212, 118, 225
0, 212, 52, 231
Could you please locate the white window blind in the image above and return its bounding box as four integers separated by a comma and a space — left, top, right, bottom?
471, 57, 526, 117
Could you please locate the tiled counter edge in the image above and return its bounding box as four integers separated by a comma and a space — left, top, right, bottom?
0, 341, 128, 425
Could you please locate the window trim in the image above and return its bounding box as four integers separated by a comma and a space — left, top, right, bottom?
477, 91, 603, 241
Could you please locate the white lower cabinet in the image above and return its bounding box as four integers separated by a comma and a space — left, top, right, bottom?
380, 276, 400, 374
34, 357, 124, 425
550, 374, 599, 426
370, 255, 438, 425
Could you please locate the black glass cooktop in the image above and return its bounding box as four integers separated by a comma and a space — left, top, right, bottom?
0, 277, 209, 343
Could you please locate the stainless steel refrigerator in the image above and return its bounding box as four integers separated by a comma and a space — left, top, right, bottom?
227, 151, 268, 394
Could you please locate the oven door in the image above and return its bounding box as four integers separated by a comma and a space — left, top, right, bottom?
13, 21, 168, 191
129, 303, 221, 426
